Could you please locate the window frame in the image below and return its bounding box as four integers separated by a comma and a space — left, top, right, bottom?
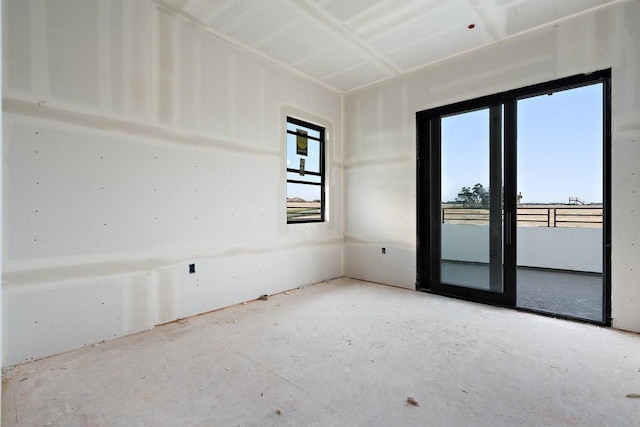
286, 116, 326, 224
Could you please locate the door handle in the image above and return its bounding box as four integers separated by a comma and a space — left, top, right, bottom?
506, 212, 512, 245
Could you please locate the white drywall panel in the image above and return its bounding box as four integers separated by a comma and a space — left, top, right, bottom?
344, 243, 416, 290
178, 246, 342, 320
343, 159, 416, 289
344, 2, 640, 332
5, 276, 130, 364
2, 0, 343, 365
2, 243, 342, 365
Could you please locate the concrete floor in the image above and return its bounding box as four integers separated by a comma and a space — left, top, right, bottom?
442, 261, 603, 321
3, 278, 639, 426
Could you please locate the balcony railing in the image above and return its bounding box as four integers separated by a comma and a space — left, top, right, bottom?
441, 205, 603, 227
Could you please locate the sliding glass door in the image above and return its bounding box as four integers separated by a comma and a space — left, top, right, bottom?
516, 84, 605, 321
417, 71, 610, 324
419, 103, 515, 306
440, 107, 504, 293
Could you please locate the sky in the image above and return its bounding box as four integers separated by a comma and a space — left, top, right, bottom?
441, 82, 603, 204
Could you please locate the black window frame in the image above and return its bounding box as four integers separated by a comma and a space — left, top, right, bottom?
286, 116, 326, 224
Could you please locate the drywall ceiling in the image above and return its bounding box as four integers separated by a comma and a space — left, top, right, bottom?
150, 0, 617, 91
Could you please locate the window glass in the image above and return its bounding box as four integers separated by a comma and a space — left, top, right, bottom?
286, 117, 325, 223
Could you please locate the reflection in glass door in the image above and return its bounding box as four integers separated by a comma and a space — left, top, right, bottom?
440, 108, 503, 293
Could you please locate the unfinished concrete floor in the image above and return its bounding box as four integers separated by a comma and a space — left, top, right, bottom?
3, 278, 640, 426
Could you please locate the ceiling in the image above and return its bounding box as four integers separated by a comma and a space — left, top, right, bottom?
156, 0, 621, 92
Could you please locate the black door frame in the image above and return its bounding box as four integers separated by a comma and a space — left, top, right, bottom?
416, 69, 611, 325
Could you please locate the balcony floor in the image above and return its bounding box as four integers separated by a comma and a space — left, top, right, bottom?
442, 261, 603, 322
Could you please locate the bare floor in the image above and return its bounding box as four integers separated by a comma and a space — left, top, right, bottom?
3, 278, 639, 426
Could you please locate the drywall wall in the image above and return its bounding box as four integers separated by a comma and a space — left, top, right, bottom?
2, 0, 343, 365
344, 1, 640, 332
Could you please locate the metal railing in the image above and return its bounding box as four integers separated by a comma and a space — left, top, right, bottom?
441, 206, 603, 227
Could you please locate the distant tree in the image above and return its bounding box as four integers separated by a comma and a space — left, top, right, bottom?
456, 183, 490, 208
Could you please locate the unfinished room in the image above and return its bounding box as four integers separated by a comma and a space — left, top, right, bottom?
2, 0, 640, 425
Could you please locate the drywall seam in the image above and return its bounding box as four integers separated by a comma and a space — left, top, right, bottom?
343, 233, 415, 249
344, 155, 414, 169
0, 0, 4, 406
426, 54, 554, 96
28, 0, 50, 99
2, 98, 278, 157
259, 69, 267, 143
121, 0, 133, 116
340, 92, 346, 276
227, 53, 237, 140
151, 5, 160, 123
343, 0, 628, 95
3, 238, 343, 287
146, 0, 342, 94
287, 0, 400, 75
401, 81, 410, 151
192, 35, 202, 128
98, 0, 114, 111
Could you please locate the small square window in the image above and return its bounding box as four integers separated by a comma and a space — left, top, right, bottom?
286, 117, 325, 223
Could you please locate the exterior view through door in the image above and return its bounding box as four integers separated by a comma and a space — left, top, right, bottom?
417, 71, 611, 324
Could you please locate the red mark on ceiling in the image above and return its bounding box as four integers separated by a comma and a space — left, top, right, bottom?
468, 24, 475, 29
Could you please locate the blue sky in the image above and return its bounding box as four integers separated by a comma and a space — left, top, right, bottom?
441, 83, 603, 204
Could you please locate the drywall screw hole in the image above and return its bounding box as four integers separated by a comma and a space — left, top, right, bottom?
35, 131, 39, 135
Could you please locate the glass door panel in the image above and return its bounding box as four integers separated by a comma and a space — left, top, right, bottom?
516, 84, 604, 322
440, 107, 503, 293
